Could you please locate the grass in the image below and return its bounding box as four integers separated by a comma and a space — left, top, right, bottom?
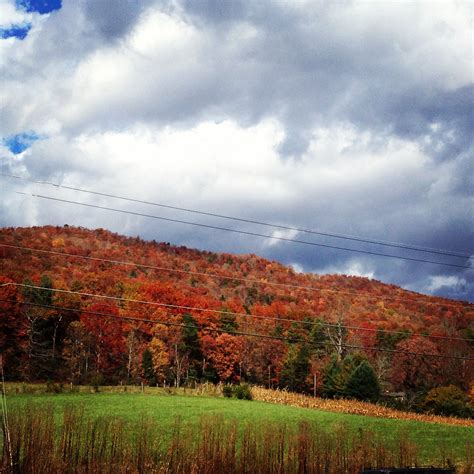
4, 388, 473, 465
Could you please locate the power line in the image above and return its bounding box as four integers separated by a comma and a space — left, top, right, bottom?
12, 191, 473, 270
1, 297, 472, 361
1, 243, 471, 309
2, 282, 472, 344
3, 172, 471, 260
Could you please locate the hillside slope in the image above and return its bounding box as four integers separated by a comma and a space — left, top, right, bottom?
1, 225, 472, 392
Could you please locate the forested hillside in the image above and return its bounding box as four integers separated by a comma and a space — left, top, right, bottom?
1, 225, 472, 401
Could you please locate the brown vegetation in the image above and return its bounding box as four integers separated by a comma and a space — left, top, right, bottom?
3, 404, 471, 474
251, 387, 474, 427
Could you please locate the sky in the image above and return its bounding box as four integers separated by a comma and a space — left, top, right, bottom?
0, 0, 473, 302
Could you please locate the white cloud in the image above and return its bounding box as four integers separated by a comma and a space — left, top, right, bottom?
5, 119, 446, 256
426, 275, 466, 293
0, 0, 32, 27
1, 1, 471, 136
312, 258, 376, 280
266, 229, 300, 247
289, 263, 304, 274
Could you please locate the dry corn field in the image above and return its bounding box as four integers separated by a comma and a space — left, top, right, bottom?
251, 387, 474, 427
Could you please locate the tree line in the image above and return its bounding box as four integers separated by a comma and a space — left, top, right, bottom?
1, 273, 472, 416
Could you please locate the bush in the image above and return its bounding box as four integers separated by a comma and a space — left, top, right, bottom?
421, 385, 472, 418
234, 384, 252, 400
223, 384, 233, 398
45, 381, 64, 393
222, 383, 253, 400
89, 373, 103, 393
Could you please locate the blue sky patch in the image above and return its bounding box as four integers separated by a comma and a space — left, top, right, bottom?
16, 0, 62, 15
3, 132, 42, 154
0, 23, 31, 40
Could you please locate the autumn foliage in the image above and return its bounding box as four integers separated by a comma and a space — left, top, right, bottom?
0, 225, 472, 399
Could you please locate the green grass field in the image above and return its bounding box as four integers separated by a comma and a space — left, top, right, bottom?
5, 389, 473, 465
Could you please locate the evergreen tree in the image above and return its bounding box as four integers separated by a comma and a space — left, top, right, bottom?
272, 325, 283, 337
342, 353, 366, 375
287, 322, 302, 343
22, 275, 53, 306
321, 355, 342, 398
181, 313, 202, 380
181, 314, 201, 360
142, 349, 156, 385
21, 275, 59, 380
345, 360, 381, 402
309, 319, 329, 355
376, 329, 410, 351
280, 344, 311, 393
219, 310, 238, 334
322, 353, 373, 399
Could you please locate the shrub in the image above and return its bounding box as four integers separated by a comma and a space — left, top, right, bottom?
89, 373, 103, 393
222, 383, 252, 400
45, 381, 64, 393
421, 385, 472, 418
223, 384, 233, 398
234, 384, 252, 400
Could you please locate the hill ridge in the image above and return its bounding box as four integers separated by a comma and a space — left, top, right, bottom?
1, 224, 472, 393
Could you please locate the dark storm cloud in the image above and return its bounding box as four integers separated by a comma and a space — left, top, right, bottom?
347, 84, 474, 163
172, 0, 474, 299
27, 0, 468, 168
182, 1, 473, 162
72, 0, 469, 167
264, 238, 473, 302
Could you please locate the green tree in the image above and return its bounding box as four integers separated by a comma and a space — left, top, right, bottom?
287, 322, 305, 344
309, 319, 329, 355
322, 353, 373, 400
280, 344, 311, 393
219, 310, 238, 334
421, 385, 472, 418
181, 313, 202, 380
272, 325, 283, 337
21, 275, 59, 380
321, 355, 343, 398
345, 360, 381, 402
376, 329, 410, 351
141, 349, 156, 385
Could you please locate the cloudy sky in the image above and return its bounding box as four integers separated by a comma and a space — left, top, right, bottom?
0, 0, 473, 301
